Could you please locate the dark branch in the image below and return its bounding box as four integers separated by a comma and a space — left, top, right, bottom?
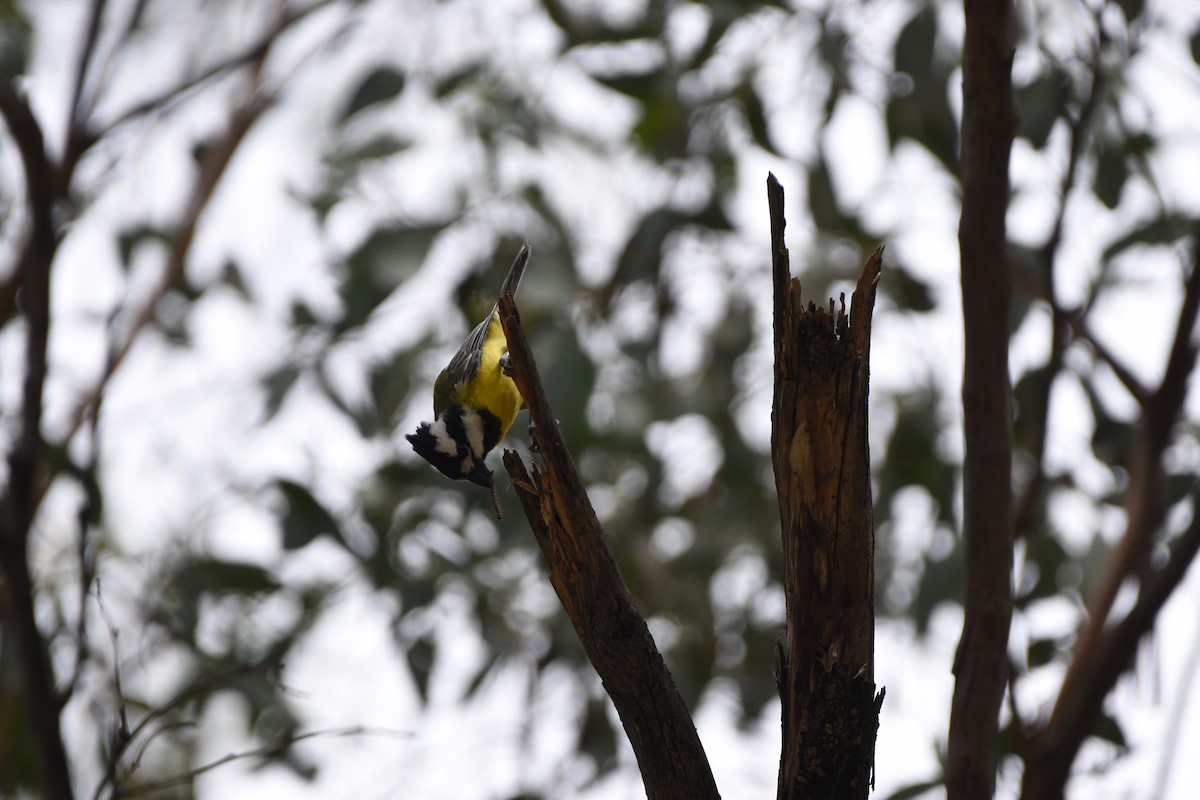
769, 172, 882, 800
497, 277, 720, 800
0, 78, 74, 800
948, 0, 1016, 797
1026, 236, 1200, 800
1024, 491, 1200, 799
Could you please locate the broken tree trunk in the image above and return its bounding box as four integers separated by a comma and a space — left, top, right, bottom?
768, 173, 883, 800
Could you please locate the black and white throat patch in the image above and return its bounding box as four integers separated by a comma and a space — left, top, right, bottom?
406, 405, 503, 487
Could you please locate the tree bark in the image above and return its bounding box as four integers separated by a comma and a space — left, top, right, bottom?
768, 174, 883, 800
948, 0, 1016, 797
498, 285, 721, 800
0, 79, 74, 800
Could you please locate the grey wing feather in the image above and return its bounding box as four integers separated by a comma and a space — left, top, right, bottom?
443, 313, 491, 388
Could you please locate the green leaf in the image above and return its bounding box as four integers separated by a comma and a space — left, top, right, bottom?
406, 636, 435, 701
370, 348, 415, 430
1091, 711, 1128, 749
342, 133, 413, 162
336, 226, 437, 334
183, 559, 281, 595
290, 300, 319, 328
886, 8, 959, 173
807, 156, 841, 231
0, 2, 31, 79
220, 259, 251, 300
912, 541, 962, 634
342, 67, 406, 121
887, 265, 936, 312
262, 363, 302, 421
876, 393, 957, 527
1094, 144, 1127, 210
435, 65, 478, 97
1027, 637, 1059, 668
1101, 213, 1193, 263
277, 480, 339, 550
1114, 0, 1144, 22
1016, 70, 1067, 149
578, 696, 618, 769
735, 80, 777, 155
894, 8, 937, 80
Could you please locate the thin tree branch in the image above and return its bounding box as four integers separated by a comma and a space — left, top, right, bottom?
1013, 30, 1107, 541
91, 0, 340, 143
114, 726, 412, 798
497, 270, 721, 800
57, 79, 273, 455
1068, 241, 1200, 687
947, 0, 1016, 797
1025, 237, 1200, 800
1063, 313, 1151, 406
1024, 491, 1200, 799
67, 0, 109, 135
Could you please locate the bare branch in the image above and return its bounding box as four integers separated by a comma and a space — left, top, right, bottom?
92, 0, 341, 142
67, 0, 109, 135
1064, 313, 1151, 406
57, 80, 274, 453
115, 726, 413, 798
1013, 33, 1108, 541
1024, 491, 1200, 799
497, 266, 721, 800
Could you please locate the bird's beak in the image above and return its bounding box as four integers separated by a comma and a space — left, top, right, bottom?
467, 461, 494, 488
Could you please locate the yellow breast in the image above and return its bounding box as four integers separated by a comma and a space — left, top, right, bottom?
456, 313, 523, 438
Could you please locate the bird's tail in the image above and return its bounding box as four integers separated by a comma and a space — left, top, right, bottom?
498, 241, 531, 300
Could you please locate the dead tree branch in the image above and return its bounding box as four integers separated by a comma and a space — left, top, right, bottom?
497, 277, 720, 800
768, 174, 883, 800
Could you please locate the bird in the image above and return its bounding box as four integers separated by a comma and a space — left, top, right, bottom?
406, 242, 530, 489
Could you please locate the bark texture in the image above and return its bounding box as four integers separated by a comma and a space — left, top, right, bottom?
498, 290, 721, 800
768, 174, 883, 800
948, 0, 1016, 797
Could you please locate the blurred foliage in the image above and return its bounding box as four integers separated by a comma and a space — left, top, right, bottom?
3, 0, 1200, 796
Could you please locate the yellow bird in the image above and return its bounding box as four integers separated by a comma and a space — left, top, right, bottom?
406, 243, 530, 487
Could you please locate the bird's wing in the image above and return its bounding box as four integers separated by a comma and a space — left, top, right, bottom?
435, 312, 492, 417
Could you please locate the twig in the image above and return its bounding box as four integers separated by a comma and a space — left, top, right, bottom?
115, 725, 413, 798
1063, 313, 1151, 406
1013, 32, 1107, 542
92, 0, 342, 142
57, 74, 274, 454
1025, 490, 1200, 799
